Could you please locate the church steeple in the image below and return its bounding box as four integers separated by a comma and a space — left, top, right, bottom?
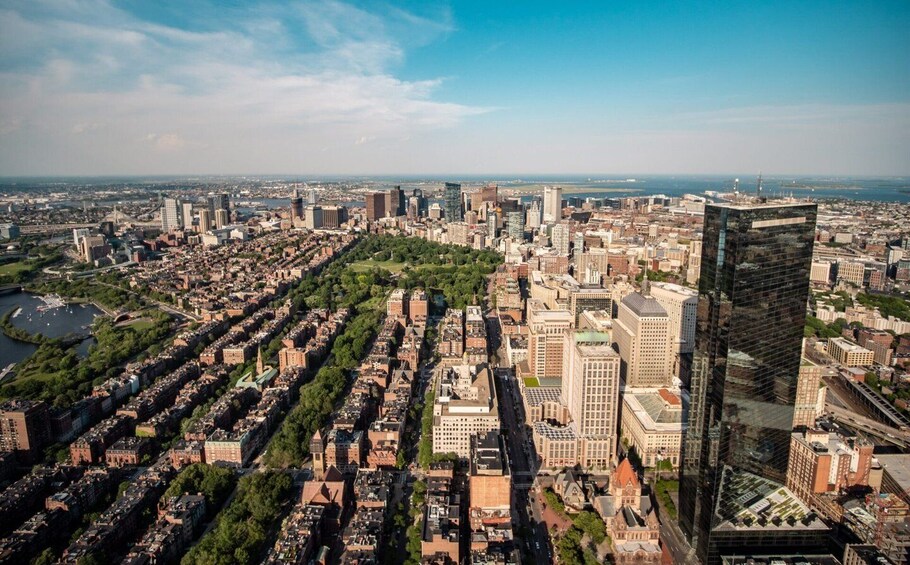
256, 346, 264, 375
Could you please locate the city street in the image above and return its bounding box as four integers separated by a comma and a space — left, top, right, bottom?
659, 508, 693, 565
486, 311, 553, 563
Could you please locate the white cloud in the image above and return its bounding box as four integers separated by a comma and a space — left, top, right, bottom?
0, 1, 906, 176
144, 133, 188, 151
0, 118, 22, 136
71, 122, 102, 134
0, 0, 487, 174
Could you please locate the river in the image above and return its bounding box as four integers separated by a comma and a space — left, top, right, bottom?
0, 291, 103, 369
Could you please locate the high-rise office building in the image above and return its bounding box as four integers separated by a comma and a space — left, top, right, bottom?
551, 224, 570, 256
793, 358, 824, 429
304, 205, 323, 229
386, 186, 405, 217
289, 188, 304, 221
444, 182, 463, 222
649, 281, 698, 377
527, 299, 574, 380
78, 234, 110, 262
208, 193, 229, 215
481, 184, 498, 205
162, 197, 182, 231
181, 202, 194, 230
533, 329, 619, 471
527, 199, 542, 229
409, 188, 428, 218
307, 188, 317, 205
507, 210, 525, 240
365, 192, 386, 221
198, 208, 213, 232
214, 208, 229, 229
73, 227, 90, 247
321, 205, 348, 228
487, 210, 499, 237
99, 221, 114, 238
680, 201, 820, 565
686, 239, 703, 285
561, 330, 620, 441
613, 283, 672, 388
543, 185, 563, 223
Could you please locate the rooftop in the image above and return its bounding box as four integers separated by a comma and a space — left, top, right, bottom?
533, 421, 577, 441
621, 292, 668, 318
721, 556, 842, 565
624, 388, 689, 429
710, 199, 815, 211
876, 454, 910, 493
713, 468, 827, 532
829, 337, 872, 354
522, 386, 561, 406
648, 280, 698, 297
470, 430, 509, 477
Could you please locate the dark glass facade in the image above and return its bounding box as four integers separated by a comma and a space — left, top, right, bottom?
444, 182, 463, 221
679, 201, 817, 564
387, 186, 406, 217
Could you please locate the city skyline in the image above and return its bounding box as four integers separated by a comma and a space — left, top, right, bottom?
2, 2, 910, 564
2, 175, 910, 564
1, 1, 908, 176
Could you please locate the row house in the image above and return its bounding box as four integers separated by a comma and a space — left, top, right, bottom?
63, 458, 174, 562
70, 415, 133, 466
122, 495, 206, 564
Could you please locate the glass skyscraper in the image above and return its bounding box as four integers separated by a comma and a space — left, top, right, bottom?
444, 182, 463, 222
679, 200, 821, 564
207, 193, 230, 214
507, 210, 525, 240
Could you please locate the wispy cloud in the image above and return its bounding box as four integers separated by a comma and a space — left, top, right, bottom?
665, 103, 910, 129
0, 0, 486, 174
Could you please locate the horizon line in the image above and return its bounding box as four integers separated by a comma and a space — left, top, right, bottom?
1, 172, 908, 181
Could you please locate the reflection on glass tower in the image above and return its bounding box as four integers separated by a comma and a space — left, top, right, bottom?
444, 182, 463, 222
679, 200, 821, 564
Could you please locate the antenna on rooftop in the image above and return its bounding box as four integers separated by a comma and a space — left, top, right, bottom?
642, 237, 651, 296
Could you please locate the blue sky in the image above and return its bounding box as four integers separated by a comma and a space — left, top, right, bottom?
0, 0, 908, 175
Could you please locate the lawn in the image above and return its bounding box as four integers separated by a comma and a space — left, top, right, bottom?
349, 259, 409, 273
523, 377, 540, 388
655, 479, 679, 519
124, 318, 156, 331
0, 261, 33, 276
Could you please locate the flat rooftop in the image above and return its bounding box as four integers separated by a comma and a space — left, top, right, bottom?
710, 199, 815, 211
876, 454, 910, 492
714, 468, 828, 533
830, 337, 872, 354
721, 556, 842, 565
